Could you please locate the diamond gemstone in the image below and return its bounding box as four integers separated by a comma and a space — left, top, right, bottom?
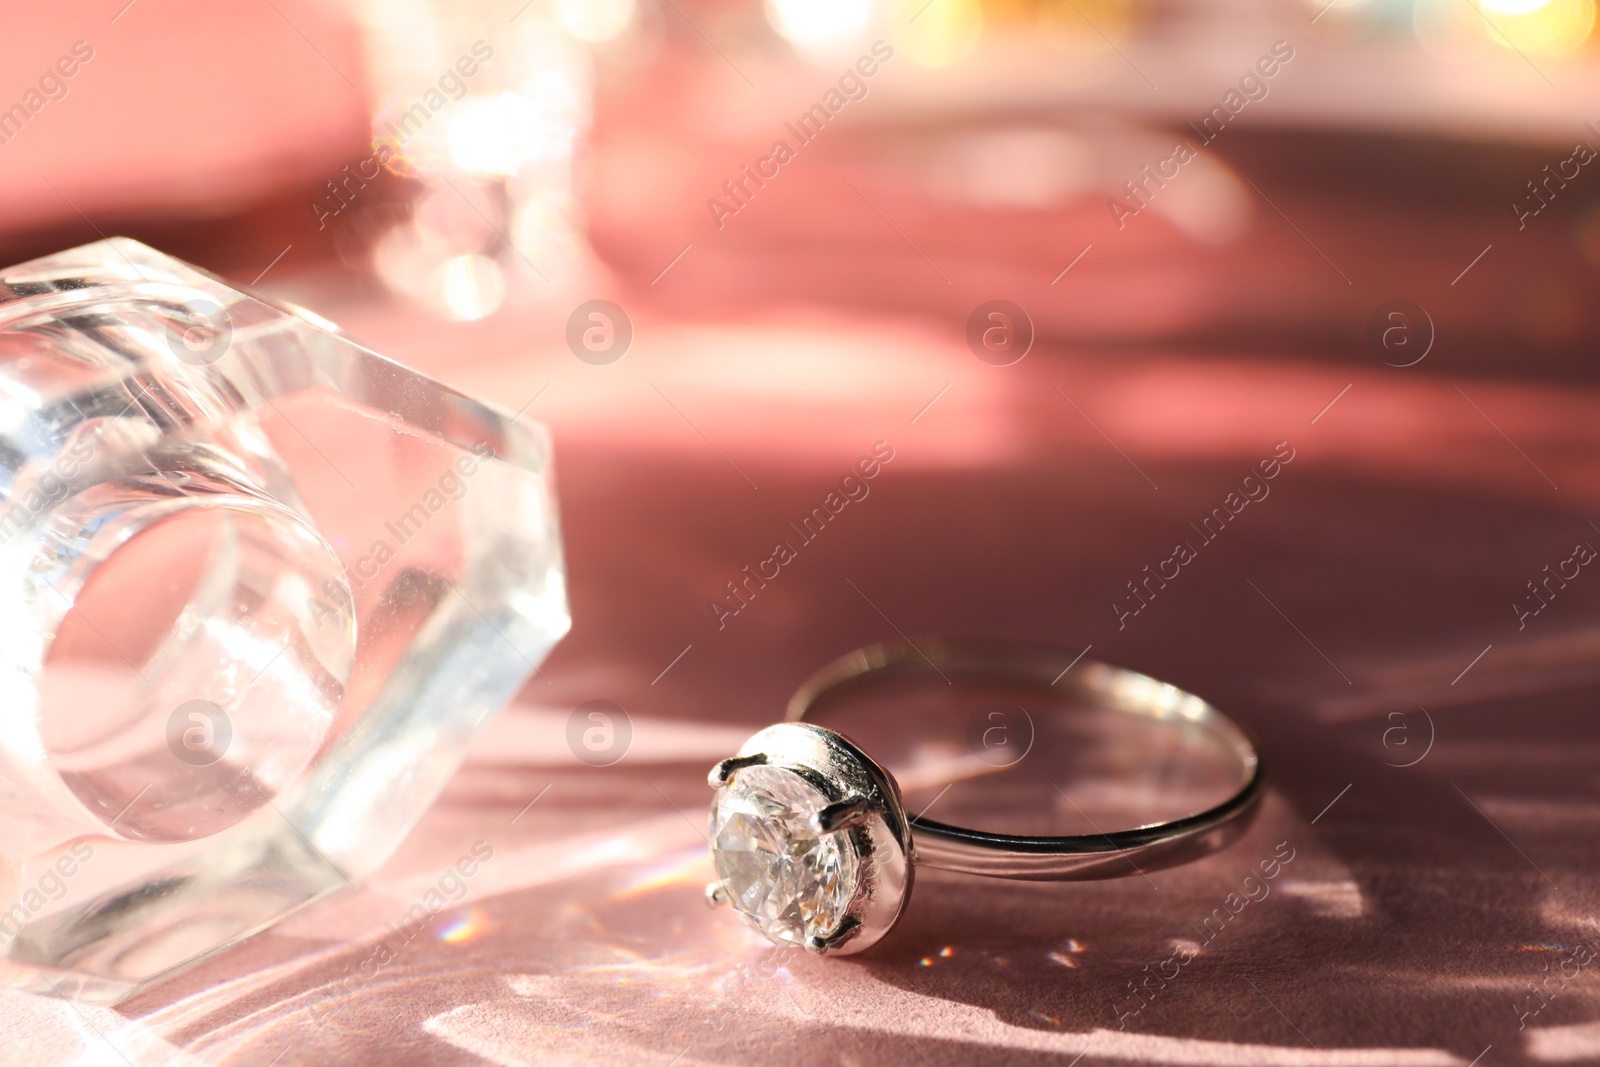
710, 764, 859, 946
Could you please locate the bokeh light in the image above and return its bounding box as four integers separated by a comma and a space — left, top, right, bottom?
766, 0, 876, 55
1483, 0, 1555, 14
898, 0, 983, 67
1482, 0, 1595, 54
558, 0, 637, 43
1418, 0, 1595, 57
433, 253, 505, 321
447, 78, 588, 179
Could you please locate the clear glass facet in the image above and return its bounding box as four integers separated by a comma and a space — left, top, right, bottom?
0, 238, 568, 1002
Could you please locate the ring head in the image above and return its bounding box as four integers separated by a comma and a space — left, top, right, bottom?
707, 722, 912, 956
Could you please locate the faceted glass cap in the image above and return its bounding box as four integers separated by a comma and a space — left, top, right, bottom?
0, 238, 568, 1002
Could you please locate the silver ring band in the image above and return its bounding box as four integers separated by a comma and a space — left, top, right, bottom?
786, 638, 1265, 881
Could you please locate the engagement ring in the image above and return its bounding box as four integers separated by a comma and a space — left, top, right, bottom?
705, 639, 1263, 955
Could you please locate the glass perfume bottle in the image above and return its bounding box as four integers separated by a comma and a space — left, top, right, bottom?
0, 238, 567, 1002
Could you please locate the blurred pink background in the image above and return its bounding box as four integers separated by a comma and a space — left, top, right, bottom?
6, 0, 1600, 1063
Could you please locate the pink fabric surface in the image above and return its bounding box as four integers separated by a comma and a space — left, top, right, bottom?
1, 299, 1591, 1065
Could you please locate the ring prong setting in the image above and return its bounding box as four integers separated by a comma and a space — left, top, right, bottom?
706, 882, 729, 908
707, 753, 767, 788
805, 916, 862, 956
811, 797, 871, 835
